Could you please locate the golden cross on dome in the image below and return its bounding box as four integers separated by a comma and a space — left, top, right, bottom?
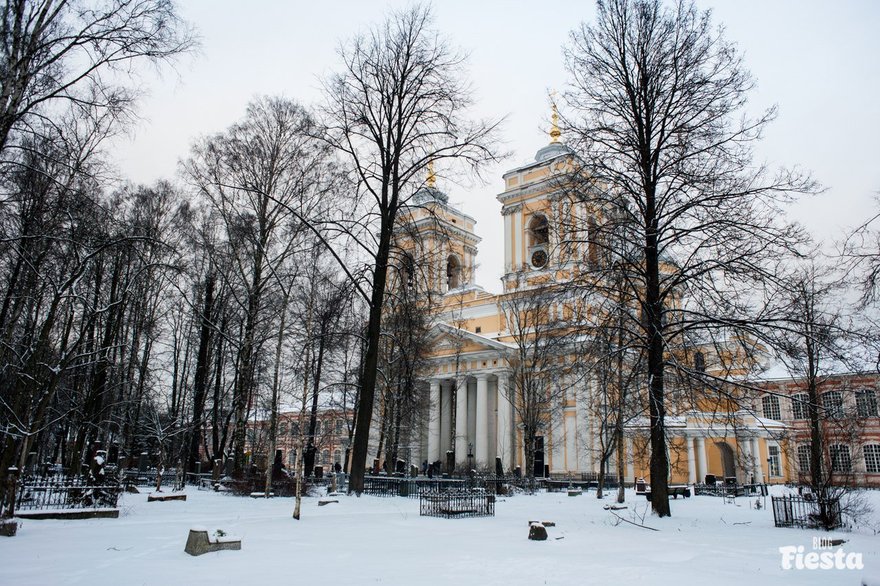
549, 91, 561, 144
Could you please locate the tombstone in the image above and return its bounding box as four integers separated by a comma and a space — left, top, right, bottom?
724, 476, 737, 487
395, 459, 405, 474
704, 474, 716, 486
427, 463, 434, 479
26, 452, 37, 475
635, 478, 647, 493
543, 464, 550, 479
372, 458, 380, 475
212, 459, 222, 481
194, 462, 202, 476
528, 522, 548, 541
495, 457, 503, 477
445, 451, 455, 475
138, 453, 149, 475
314, 465, 324, 479
514, 466, 522, 478
224, 458, 234, 477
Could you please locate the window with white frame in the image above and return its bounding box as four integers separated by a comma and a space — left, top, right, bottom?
768, 444, 782, 477
797, 444, 811, 473
762, 395, 781, 420
856, 389, 878, 418
864, 445, 880, 474
822, 391, 844, 419
830, 444, 852, 473
791, 393, 810, 420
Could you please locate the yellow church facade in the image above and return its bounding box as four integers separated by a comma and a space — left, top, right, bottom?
399, 136, 793, 487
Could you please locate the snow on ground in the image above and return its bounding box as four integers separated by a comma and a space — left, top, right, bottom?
1, 487, 878, 585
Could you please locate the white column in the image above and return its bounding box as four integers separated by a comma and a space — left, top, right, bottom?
475, 374, 489, 467
696, 437, 707, 482
455, 377, 468, 464
439, 380, 452, 456
496, 372, 512, 471
427, 379, 441, 463
686, 437, 697, 485
752, 438, 764, 483
625, 438, 635, 481
741, 439, 753, 483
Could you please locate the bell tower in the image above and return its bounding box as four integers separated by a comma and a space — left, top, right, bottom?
397, 165, 481, 296
497, 103, 580, 292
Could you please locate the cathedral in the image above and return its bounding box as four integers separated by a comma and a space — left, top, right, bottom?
392, 122, 879, 488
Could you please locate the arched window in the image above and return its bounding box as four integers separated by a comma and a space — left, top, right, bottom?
693, 351, 705, 373
762, 395, 781, 420
528, 214, 549, 247
527, 214, 549, 269
446, 254, 461, 290
401, 252, 415, 287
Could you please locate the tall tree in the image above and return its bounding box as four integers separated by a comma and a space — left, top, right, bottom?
321, 4, 502, 494
184, 97, 336, 474
564, 0, 813, 515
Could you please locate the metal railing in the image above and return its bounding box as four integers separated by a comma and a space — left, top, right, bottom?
419, 491, 495, 518
771, 494, 842, 530
16, 475, 121, 511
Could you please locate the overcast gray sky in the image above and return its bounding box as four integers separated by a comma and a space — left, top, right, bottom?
113, 0, 880, 293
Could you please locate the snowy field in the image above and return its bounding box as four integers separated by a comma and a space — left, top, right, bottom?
1, 486, 878, 585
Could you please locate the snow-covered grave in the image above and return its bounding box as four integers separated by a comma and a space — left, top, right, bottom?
1, 486, 878, 585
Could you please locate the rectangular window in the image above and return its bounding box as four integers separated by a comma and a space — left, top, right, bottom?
830, 444, 851, 473
762, 396, 781, 420
856, 390, 878, 418
797, 444, 812, 474
822, 391, 844, 419
791, 394, 809, 420
336, 418, 343, 434
864, 445, 880, 474
768, 445, 782, 477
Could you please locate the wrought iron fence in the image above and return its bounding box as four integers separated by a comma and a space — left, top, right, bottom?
419, 491, 495, 518
362, 476, 466, 498
16, 475, 121, 511
771, 494, 842, 530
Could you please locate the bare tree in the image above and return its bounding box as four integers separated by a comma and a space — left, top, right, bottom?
0, 0, 194, 157
764, 260, 872, 528
563, 0, 813, 516
320, 3, 502, 494
184, 97, 336, 475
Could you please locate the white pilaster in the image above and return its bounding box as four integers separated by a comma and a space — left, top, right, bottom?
686, 436, 697, 485
475, 374, 489, 467
428, 379, 441, 462
455, 376, 468, 464
503, 214, 512, 272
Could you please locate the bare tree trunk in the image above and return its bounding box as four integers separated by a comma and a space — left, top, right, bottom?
264, 291, 290, 497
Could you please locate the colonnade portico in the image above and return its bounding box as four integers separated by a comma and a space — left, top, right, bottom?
425, 371, 514, 471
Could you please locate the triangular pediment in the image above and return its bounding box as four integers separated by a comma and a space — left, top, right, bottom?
427, 323, 514, 354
